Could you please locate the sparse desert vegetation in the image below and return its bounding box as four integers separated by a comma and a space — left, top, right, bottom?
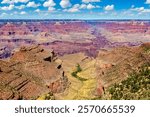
103, 64, 150, 100
71, 64, 87, 81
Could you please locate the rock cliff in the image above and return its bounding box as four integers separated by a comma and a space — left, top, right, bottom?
0, 45, 68, 100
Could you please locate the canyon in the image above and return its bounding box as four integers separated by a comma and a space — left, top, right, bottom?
0, 20, 150, 100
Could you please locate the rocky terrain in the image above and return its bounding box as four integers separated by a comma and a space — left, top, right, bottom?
1, 20, 150, 59
0, 20, 150, 100
96, 43, 150, 87
0, 45, 68, 100
0, 43, 149, 100
53, 43, 150, 100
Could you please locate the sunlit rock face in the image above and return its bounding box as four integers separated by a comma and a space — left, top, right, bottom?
0, 20, 150, 100
0, 20, 150, 59
0, 45, 68, 100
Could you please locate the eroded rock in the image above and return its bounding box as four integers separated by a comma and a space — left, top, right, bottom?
0, 45, 68, 100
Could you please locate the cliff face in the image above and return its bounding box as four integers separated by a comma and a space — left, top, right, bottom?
0, 45, 68, 100
1, 21, 150, 60
0, 43, 149, 100
95, 43, 150, 88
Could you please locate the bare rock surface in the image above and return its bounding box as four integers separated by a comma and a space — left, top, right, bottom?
96, 44, 150, 88
0, 45, 68, 100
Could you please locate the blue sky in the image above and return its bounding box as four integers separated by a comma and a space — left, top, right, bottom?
0, 0, 150, 19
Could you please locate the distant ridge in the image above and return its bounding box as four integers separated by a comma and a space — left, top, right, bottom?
0, 19, 150, 23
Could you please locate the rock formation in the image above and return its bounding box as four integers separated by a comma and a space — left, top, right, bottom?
96, 43, 150, 88
0, 20, 150, 100
0, 45, 68, 100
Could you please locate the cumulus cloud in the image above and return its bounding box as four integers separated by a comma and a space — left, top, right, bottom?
82, 0, 100, 3
35, 9, 40, 13
20, 11, 26, 15
1, 4, 14, 10
27, 1, 40, 8
60, 0, 72, 8
130, 6, 150, 13
16, 5, 26, 10
141, 9, 150, 13
104, 5, 114, 11
67, 9, 79, 12
43, 0, 56, 12
80, 4, 87, 9
48, 7, 55, 12
87, 4, 95, 9
65, 3, 99, 12
145, 0, 150, 4
131, 7, 145, 12
1, 0, 29, 4
43, 0, 56, 7
79, 4, 100, 9
67, 4, 80, 12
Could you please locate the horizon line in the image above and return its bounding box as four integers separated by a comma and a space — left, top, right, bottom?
0, 19, 150, 21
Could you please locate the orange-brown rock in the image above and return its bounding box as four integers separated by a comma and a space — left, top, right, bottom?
96, 44, 150, 88
0, 45, 68, 100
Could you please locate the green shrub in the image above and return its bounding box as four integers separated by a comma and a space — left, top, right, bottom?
71, 64, 87, 81
108, 64, 150, 100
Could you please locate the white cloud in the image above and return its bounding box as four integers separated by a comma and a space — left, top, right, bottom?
64, 4, 79, 12
80, 4, 87, 9
65, 3, 99, 12
20, 11, 26, 15
1, 0, 29, 4
73, 4, 80, 9
145, 0, 150, 4
43, 0, 56, 12
67, 7, 79, 12
48, 7, 55, 12
131, 7, 145, 12
141, 9, 150, 13
27, 1, 40, 8
104, 5, 114, 11
35, 9, 40, 13
80, 3, 99, 9
130, 6, 150, 13
43, 0, 56, 7
1, 4, 14, 10
60, 0, 72, 8
87, 4, 95, 9
16, 5, 25, 10
82, 0, 100, 3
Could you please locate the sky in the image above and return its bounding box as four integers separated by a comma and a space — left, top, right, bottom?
0, 0, 150, 19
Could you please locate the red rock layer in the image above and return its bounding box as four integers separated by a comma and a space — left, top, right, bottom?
0, 45, 68, 100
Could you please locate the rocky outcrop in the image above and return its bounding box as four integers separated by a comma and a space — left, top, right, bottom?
0, 45, 68, 100
0, 46, 11, 59
1, 20, 149, 59
96, 44, 150, 88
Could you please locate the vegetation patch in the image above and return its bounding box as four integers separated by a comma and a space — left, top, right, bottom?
142, 44, 150, 53
37, 92, 55, 100
71, 64, 87, 81
108, 64, 150, 100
